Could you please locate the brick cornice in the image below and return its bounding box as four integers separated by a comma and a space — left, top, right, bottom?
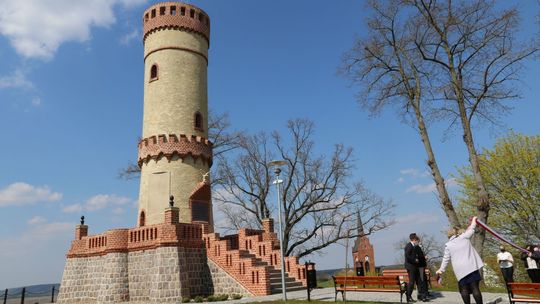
143, 2, 210, 44
144, 46, 208, 64
138, 134, 213, 167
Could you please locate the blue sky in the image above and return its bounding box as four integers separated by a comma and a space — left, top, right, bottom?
0, 0, 538, 289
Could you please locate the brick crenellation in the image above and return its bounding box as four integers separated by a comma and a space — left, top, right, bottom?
137, 133, 213, 167
143, 2, 210, 44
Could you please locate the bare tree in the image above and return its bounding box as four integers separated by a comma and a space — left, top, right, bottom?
341, 0, 461, 228
393, 233, 444, 268
118, 110, 243, 181
214, 118, 394, 259
409, 0, 539, 252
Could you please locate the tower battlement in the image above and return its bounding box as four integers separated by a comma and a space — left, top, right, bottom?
143, 2, 210, 44
137, 133, 213, 166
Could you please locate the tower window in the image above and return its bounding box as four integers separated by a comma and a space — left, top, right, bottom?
180, 7, 186, 16
190, 9, 195, 18
191, 200, 209, 222
150, 64, 158, 82
194, 112, 203, 131
170, 6, 176, 15
151, 9, 156, 18
160, 6, 166, 15
139, 211, 146, 227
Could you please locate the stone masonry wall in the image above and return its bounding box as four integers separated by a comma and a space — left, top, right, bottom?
58, 253, 128, 304
208, 259, 252, 297
58, 246, 215, 304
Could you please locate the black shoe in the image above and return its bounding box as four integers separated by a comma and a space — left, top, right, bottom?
407, 298, 416, 303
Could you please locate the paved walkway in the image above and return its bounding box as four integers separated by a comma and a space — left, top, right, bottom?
231, 288, 508, 304
29, 288, 508, 303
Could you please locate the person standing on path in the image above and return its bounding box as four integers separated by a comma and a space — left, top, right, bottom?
496, 246, 514, 283
436, 217, 484, 304
416, 237, 429, 301
405, 233, 421, 303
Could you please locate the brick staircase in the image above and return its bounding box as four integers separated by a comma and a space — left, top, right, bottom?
203, 218, 308, 296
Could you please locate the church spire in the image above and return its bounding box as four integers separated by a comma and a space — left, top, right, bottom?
357, 210, 364, 236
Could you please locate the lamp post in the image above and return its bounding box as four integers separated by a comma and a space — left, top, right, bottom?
268, 160, 288, 301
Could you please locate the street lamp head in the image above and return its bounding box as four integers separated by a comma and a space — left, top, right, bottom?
268, 160, 287, 176
267, 160, 287, 167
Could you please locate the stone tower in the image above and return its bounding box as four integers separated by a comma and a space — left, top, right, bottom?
352, 211, 376, 275
138, 2, 213, 228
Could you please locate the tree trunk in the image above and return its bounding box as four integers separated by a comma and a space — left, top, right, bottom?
456, 99, 490, 255
414, 107, 461, 228
449, 66, 490, 256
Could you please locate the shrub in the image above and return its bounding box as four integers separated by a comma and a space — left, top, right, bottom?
206, 295, 216, 302
181, 297, 191, 303
194, 295, 204, 303
231, 294, 242, 300
216, 294, 229, 301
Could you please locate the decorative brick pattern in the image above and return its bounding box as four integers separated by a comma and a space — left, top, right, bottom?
143, 2, 210, 44
237, 222, 308, 286
208, 259, 252, 297
137, 134, 213, 167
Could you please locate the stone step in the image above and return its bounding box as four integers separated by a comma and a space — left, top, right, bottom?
270, 280, 303, 288
269, 276, 296, 283
271, 284, 306, 293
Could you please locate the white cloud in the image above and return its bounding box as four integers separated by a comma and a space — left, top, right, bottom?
400, 168, 430, 178
406, 178, 458, 194
0, 0, 147, 60
119, 29, 139, 45
62, 204, 83, 214
27, 216, 46, 225
86, 194, 131, 211
0, 182, 63, 207
0, 69, 33, 89
62, 194, 132, 213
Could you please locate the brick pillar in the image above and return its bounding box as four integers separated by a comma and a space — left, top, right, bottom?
262, 218, 274, 233
164, 207, 180, 224
75, 225, 88, 240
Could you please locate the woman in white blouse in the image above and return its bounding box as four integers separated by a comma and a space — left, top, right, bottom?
436, 216, 484, 304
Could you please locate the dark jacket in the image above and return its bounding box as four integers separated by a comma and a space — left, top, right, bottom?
415, 245, 427, 268
404, 242, 419, 270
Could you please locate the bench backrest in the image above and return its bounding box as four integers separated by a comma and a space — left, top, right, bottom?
333, 275, 400, 287
508, 283, 540, 296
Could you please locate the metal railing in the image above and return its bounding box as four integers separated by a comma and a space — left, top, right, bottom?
2, 285, 58, 304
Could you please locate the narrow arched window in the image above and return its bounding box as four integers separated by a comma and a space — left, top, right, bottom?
139, 211, 146, 227
194, 112, 203, 131
150, 64, 158, 81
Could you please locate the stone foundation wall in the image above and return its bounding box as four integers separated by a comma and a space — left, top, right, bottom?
208, 259, 252, 297
58, 247, 215, 304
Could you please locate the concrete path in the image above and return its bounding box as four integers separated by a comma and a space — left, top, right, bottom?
231, 288, 508, 304
28, 287, 508, 303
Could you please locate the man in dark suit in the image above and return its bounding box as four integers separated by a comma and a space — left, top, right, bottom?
404, 233, 422, 303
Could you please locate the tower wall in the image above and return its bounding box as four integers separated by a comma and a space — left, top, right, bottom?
138, 2, 213, 227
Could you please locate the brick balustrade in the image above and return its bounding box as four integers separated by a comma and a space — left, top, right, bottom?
238, 219, 307, 286
203, 218, 307, 296
67, 208, 204, 258
204, 232, 271, 296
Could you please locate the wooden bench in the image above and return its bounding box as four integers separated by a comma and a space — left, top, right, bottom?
332, 276, 406, 302
382, 268, 432, 288
506, 282, 540, 304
